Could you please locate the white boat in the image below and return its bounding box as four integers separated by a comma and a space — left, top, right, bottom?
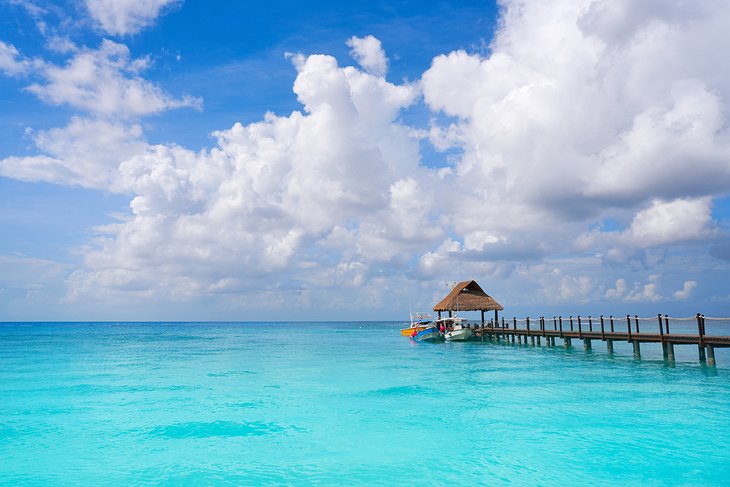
436, 317, 473, 342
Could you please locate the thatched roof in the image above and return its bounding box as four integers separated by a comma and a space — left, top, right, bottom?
433, 280, 503, 312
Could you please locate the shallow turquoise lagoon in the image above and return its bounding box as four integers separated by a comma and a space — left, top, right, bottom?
1, 322, 729, 485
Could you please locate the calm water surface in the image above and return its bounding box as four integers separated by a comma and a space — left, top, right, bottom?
1, 322, 729, 485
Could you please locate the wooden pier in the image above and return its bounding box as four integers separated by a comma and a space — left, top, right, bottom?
471, 314, 730, 365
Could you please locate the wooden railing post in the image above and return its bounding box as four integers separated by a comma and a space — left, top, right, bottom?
635, 315, 640, 334
600, 315, 605, 340
664, 314, 674, 361
702, 315, 707, 336
589, 316, 593, 332
702, 314, 715, 365
697, 313, 704, 345
626, 315, 632, 341
657, 314, 664, 338
558, 316, 563, 337
659, 313, 667, 359
610, 315, 614, 333
696, 313, 706, 362
578, 315, 583, 339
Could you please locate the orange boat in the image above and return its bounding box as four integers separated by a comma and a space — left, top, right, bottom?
400, 313, 434, 336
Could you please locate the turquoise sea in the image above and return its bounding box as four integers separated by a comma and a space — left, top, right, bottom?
1, 321, 729, 485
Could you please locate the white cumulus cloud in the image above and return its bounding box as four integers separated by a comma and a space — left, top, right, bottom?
627, 198, 713, 247
416, 0, 730, 300
26, 39, 201, 118
674, 280, 697, 300
64, 49, 429, 302
0, 40, 33, 75
0, 117, 147, 189
85, 0, 181, 36
346, 35, 389, 77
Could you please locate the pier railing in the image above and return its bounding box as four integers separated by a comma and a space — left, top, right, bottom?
464, 313, 729, 365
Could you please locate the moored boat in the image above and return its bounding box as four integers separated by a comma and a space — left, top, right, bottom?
400, 312, 434, 336
413, 325, 444, 342
437, 316, 473, 341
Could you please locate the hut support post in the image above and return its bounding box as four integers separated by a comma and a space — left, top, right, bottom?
480, 311, 484, 341
584, 339, 591, 351
606, 340, 613, 354
633, 341, 641, 358
564, 337, 572, 348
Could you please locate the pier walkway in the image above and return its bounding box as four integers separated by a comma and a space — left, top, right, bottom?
470, 314, 729, 365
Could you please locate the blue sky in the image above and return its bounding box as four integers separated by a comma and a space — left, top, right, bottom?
1, 0, 730, 321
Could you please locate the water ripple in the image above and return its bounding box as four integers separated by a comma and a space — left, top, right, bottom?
148, 420, 287, 439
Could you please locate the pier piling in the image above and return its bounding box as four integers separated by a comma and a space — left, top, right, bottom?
707, 345, 716, 366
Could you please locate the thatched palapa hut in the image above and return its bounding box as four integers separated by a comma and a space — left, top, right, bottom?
433, 280, 503, 324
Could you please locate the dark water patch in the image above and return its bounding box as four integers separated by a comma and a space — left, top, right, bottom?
206, 370, 257, 377
365, 385, 439, 396
231, 401, 263, 409
0, 423, 16, 438
5, 383, 203, 396
149, 420, 287, 439
139, 334, 222, 342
